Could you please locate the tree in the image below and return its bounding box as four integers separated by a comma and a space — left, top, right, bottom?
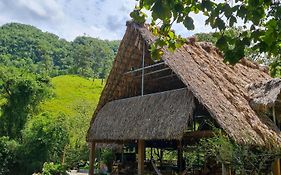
131, 0, 281, 65
20, 112, 69, 174
71, 36, 119, 79
0, 66, 51, 139
72, 44, 94, 77
0, 137, 19, 175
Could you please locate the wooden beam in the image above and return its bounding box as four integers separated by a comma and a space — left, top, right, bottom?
89, 142, 96, 175
273, 159, 281, 175
138, 140, 145, 175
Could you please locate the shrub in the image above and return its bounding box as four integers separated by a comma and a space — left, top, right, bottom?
0, 137, 19, 175
42, 162, 67, 175
20, 113, 69, 174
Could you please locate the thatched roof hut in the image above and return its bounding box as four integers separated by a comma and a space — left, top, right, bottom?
87, 21, 281, 148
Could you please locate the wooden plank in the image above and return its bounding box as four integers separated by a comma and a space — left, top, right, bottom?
138, 140, 145, 175
273, 159, 281, 175
89, 142, 96, 175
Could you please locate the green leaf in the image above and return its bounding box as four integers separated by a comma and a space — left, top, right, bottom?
229, 16, 237, 27
223, 3, 232, 18
237, 5, 247, 18
140, 0, 155, 9
151, 0, 171, 20
216, 36, 228, 51
183, 16, 195, 30
224, 49, 241, 65
168, 31, 175, 38
215, 18, 226, 30
130, 10, 146, 24
201, 0, 213, 11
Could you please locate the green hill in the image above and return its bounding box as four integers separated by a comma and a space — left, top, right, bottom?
41, 75, 103, 117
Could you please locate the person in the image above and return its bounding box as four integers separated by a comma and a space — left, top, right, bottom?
99, 162, 109, 175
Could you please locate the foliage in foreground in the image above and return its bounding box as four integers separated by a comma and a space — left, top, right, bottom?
185, 132, 281, 175
41, 162, 67, 175
195, 30, 281, 77
131, 0, 281, 66
19, 113, 69, 174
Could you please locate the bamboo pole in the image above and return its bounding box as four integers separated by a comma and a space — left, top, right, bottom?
273, 159, 281, 175
138, 140, 145, 175
89, 142, 96, 175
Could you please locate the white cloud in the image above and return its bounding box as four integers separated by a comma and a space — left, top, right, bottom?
0, 0, 218, 40
0, 0, 64, 24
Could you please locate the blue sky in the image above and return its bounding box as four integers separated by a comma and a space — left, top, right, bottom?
0, 0, 213, 41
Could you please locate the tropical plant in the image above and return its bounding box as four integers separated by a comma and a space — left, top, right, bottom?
131, 0, 281, 65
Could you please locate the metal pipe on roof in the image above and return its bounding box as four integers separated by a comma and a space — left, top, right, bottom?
135, 67, 171, 78
124, 62, 165, 74
141, 41, 145, 96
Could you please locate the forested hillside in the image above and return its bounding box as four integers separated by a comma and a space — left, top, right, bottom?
0, 23, 117, 175
0, 23, 119, 78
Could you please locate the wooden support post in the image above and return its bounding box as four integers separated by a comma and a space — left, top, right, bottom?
150, 147, 153, 160
177, 141, 183, 173
273, 159, 281, 175
138, 140, 145, 175
222, 163, 231, 175
89, 142, 96, 175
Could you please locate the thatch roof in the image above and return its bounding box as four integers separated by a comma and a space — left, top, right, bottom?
248, 78, 281, 112
88, 88, 195, 141
87, 21, 281, 147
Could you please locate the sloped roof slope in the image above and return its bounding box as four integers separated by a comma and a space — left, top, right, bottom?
88, 88, 195, 141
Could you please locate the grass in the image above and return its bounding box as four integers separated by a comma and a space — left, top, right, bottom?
41, 75, 104, 117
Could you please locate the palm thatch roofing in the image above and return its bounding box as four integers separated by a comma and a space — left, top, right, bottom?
248, 78, 281, 112
248, 78, 281, 124
88, 88, 194, 141
87, 21, 281, 147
